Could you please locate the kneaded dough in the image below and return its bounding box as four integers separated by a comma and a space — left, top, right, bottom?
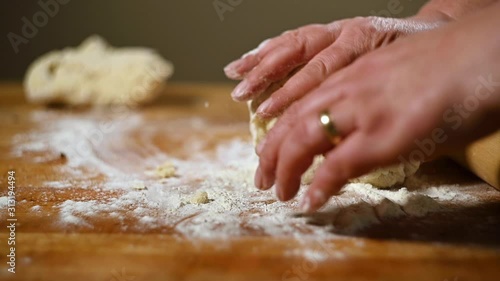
24, 35, 174, 106
248, 75, 420, 188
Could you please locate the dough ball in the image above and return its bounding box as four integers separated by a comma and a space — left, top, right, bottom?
246, 71, 420, 188
24, 35, 174, 106
151, 162, 177, 179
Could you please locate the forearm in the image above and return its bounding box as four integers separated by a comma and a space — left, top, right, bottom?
416, 0, 499, 21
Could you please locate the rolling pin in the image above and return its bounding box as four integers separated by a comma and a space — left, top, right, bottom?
450, 131, 500, 190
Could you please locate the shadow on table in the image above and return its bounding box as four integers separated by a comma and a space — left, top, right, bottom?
300, 158, 500, 247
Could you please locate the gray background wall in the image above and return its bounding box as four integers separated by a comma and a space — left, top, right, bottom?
1, 0, 427, 82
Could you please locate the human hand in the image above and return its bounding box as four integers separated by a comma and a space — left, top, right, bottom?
255, 7, 500, 213
224, 15, 450, 118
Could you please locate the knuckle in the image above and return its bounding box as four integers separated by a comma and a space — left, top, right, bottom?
340, 17, 380, 46
281, 30, 306, 58
283, 30, 303, 45
349, 16, 377, 32
308, 57, 331, 78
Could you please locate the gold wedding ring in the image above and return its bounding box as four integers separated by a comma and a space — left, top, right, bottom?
319, 110, 342, 145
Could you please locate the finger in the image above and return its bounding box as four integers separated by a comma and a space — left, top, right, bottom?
270, 109, 344, 201
256, 76, 352, 158
254, 166, 264, 190
274, 104, 357, 201
231, 29, 341, 101
274, 116, 331, 201
256, 42, 358, 117
258, 97, 355, 192
256, 71, 356, 191
257, 104, 301, 190
256, 94, 338, 190
224, 39, 272, 80
230, 49, 304, 101
300, 129, 399, 213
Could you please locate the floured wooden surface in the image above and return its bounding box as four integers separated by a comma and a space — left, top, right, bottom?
1, 83, 500, 281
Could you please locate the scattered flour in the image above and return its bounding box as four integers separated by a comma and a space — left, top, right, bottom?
53, 139, 480, 238
8, 111, 485, 241
43, 181, 74, 189
285, 248, 331, 262
0, 197, 9, 208
138, 216, 157, 226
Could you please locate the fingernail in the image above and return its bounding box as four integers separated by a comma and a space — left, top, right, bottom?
224, 60, 238, 70
256, 100, 271, 117
224, 61, 243, 79
231, 80, 250, 101
262, 171, 275, 190
254, 167, 263, 190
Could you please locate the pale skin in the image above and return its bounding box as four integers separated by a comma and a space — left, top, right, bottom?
224, 0, 500, 213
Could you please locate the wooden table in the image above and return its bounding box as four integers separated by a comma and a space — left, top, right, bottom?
1, 82, 500, 281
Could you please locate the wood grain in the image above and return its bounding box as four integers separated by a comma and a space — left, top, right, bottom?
0, 82, 500, 281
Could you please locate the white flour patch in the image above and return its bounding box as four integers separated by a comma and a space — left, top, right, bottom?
285, 248, 331, 262
242, 38, 270, 59
43, 181, 74, 189
8, 111, 486, 241
0, 197, 9, 208
51, 139, 482, 238
371, 17, 441, 34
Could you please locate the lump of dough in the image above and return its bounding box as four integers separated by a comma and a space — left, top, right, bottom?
150, 161, 177, 179
24, 35, 174, 106
349, 161, 420, 188
189, 191, 210, 205
247, 73, 420, 188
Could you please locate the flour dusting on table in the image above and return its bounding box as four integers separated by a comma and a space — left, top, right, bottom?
7, 110, 485, 240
